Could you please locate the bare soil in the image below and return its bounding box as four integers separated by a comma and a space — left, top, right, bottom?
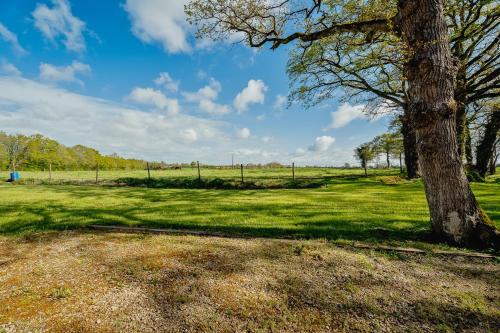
0, 232, 498, 332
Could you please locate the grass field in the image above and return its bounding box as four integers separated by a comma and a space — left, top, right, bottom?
1, 168, 499, 332
0, 168, 498, 248
0, 167, 385, 182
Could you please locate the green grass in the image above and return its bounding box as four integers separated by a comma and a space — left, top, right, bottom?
1, 168, 498, 249
0, 167, 394, 181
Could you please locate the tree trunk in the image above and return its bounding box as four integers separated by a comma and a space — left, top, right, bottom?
397, 0, 498, 249
475, 109, 500, 177
489, 153, 497, 175
401, 113, 420, 179
464, 122, 473, 167
386, 152, 390, 168
454, 62, 468, 165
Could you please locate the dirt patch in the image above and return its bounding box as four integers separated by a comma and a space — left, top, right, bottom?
0, 232, 498, 332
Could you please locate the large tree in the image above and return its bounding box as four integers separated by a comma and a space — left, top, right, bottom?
187, 0, 498, 248
286, 0, 498, 175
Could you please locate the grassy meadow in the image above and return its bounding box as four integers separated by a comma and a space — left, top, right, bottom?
0, 166, 377, 182
0, 168, 498, 248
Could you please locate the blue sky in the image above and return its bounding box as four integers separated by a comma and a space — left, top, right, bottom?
0, 0, 391, 166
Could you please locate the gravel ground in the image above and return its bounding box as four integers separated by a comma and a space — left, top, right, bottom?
0, 231, 498, 332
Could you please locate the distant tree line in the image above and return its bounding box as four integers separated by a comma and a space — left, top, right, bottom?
356, 118, 499, 179
354, 132, 404, 176
0, 132, 146, 171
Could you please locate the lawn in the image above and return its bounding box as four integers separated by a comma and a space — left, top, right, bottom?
0, 166, 376, 182
0, 168, 498, 249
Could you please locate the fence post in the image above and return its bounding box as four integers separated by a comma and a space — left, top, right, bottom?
240, 163, 244, 183
292, 162, 295, 180
197, 161, 201, 180
95, 164, 99, 184
49, 162, 52, 182
147, 162, 151, 180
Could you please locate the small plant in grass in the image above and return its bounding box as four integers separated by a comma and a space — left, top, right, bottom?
293, 244, 306, 256
49, 286, 72, 299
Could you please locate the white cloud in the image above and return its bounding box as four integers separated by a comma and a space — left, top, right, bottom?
256, 114, 266, 121
309, 136, 336, 152
236, 127, 251, 139
123, 0, 190, 54
261, 136, 272, 143
183, 78, 230, 115
39, 61, 91, 86
0, 61, 21, 76
127, 87, 179, 115
181, 128, 198, 143
154, 72, 179, 92
32, 0, 87, 53
273, 94, 287, 109
234, 148, 278, 158
0, 76, 230, 162
328, 103, 368, 129
234, 79, 267, 113
0, 23, 27, 55
184, 79, 220, 101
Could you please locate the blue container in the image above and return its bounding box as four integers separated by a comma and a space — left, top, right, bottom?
9, 171, 20, 182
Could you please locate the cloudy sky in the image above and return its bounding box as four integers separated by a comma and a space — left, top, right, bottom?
0, 0, 390, 166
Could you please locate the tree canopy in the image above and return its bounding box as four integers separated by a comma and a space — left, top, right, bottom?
0, 132, 146, 171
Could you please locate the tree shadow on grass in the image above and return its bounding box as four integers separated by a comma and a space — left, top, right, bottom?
72, 233, 499, 332
2, 177, 497, 245
0, 188, 431, 246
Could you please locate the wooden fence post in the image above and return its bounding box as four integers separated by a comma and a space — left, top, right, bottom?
95, 164, 99, 184
197, 161, 201, 180
147, 162, 151, 180
240, 164, 244, 183
292, 162, 295, 180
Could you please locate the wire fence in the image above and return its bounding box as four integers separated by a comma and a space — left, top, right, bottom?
1, 165, 394, 184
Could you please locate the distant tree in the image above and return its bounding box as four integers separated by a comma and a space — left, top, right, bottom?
475, 106, 500, 177
355, 143, 376, 176
371, 133, 403, 169
0, 132, 8, 169
489, 139, 499, 175
3, 134, 30, 172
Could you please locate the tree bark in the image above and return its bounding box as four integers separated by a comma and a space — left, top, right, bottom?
490, 149, 498, 175
475, 108, 500, 178
455, 103, 467, 163
386, 152, 390, 168
400, 113, 420, 179
454, 43, 468, 165
464, 122, 473, 167
397, 0, 498, 249
489, 153, 497, 175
